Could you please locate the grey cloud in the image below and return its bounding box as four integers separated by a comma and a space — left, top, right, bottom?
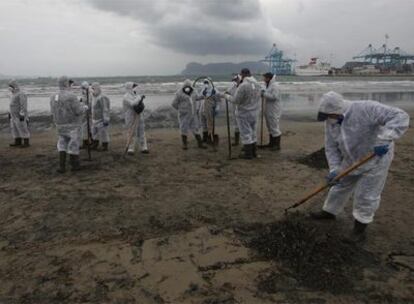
85, 0, 273, 56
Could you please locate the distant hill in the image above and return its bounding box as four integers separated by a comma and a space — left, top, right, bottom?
181, 61, 269, 76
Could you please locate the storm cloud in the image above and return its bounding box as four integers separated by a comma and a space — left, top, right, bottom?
85, 0, 276, 56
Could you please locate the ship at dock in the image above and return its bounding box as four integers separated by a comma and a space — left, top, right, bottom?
295, 57, 331, 76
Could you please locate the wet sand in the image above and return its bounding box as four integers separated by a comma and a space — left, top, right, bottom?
0, 118, 413, 303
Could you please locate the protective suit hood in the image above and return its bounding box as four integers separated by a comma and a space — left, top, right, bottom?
81, 81, 89, 89
8, 80, 20, 92
318, 91, 347, 115
91, 82, 102, 96
182, 79, 193, 89
58, 76, 70, 90
125, 82, 137, 94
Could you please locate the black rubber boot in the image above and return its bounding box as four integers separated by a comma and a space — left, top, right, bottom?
101, 142, 109, 152
181, 135, 188, 150
239, 144, 253, 159
195, 134, 207, 149
213, 134, 219, 146
202, 131, 209, 143
80, 140, 89, 149
252, 142, 261, 158
21, 138, 30, 148
232, 131, 240, 146
349, 220, 368, 242
10, 138, 22, 147
69, 154, 81, 171
57, 151, 66, 173
310, 210, 336, 220
206, 133, 213, 145
141, 150, 149, 154
258, 135, 272, 150
272, 136, 281, 151
90, 140, 99, 150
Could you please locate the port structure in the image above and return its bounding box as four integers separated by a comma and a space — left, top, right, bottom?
262, 44, 296, 76
353, 43, 414, 69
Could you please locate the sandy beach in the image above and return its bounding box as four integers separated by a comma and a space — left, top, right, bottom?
0, 117, 413, 303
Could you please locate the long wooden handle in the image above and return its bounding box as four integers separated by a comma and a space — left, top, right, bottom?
287, 152, 377, 210
260, 96, 264, 146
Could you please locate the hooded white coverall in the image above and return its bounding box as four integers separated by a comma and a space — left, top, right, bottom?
226, 76, 261, 145
50, 76, 87, 155
90, 83, 110, 143
8, 80, 30, 139
172, 79, 200, 136
226, 80, 240, 132
79, 81, 92, 141
123, 82, 148, 153
198, 83, 221, 135
320, 91, 410, 224
263, 76, 282, 137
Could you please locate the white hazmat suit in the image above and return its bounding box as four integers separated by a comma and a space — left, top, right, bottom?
79, 81, 92, 142
172, 80, 200, 136
123, 82, 148, 153
320, 91, 409, 224
226, 76, 261, 145
263, 75, 282, 138
8, 80, 30, 142
50, 76, 87, 155
90, 82, 110, 145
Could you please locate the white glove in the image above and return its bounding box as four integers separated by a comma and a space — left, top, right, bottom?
83, 105, 89, 111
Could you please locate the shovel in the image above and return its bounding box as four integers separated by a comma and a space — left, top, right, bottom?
284, 152, 376, 213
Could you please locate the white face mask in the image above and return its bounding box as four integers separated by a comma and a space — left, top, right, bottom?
8, 87, 14, 93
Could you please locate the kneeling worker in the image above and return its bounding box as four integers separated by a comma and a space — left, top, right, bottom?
311, 91, 409, 241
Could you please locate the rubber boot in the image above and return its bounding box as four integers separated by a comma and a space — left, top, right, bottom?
80, 140, 89, 150
349, 220, 368, 242
21, 138, 30, 148
213, 134, 219, 146
272, 136, 281, 151
310, 210, 336, 220
239, 144, 253, 159
232, 131, 240, 146
252, 142, 261, 158
90, 140, 99, 150
202, 131, 209, 143
69, 154, 81, 171
141, 149, 150, 154
57, 151, 66, 174
181, 135, 188, 150
195, 134, 207, 149
101, 142, 109, 152
206, 133, 213, 145
259, 135, 273, 149
10, 138, 22, 147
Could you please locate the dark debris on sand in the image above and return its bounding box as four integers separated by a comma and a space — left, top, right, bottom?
236, 214, 376, 294
298, 148, 329, 170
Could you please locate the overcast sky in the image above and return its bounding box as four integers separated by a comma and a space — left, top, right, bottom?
0, 0, 413, 77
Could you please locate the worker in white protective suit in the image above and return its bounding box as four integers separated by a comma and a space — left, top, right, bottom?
311, 91, 410, 241
123, 82, 149, 155
224, 68, 261, 159
79, 81, 92, 149
260, 72, 282, 151
172, 79, 206, 150
50, 76, 88, 173
226, 75, 241, 146
198, 79, 221, 146
8, 80, 30, 148
90, 82, 110, 151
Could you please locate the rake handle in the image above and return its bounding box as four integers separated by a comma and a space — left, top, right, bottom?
287, 152, 377, 211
